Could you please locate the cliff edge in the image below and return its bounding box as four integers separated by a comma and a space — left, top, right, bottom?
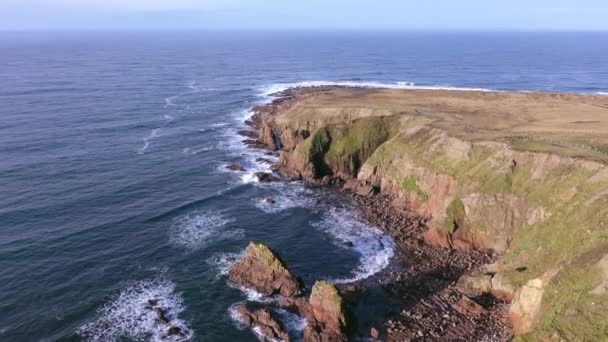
253, 86, 608, 340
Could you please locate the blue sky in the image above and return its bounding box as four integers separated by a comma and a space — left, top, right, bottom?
1, 0, 607, 31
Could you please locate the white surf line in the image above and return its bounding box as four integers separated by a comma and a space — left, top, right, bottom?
77, 275, 193, 342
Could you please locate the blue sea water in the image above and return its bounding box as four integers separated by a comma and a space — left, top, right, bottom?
0, 31, 607, 341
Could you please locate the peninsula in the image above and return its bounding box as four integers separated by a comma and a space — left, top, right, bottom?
247, 86, 608, 340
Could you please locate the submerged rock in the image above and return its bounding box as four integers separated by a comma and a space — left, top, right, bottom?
229, 242, 303, 297
154, 307, 170, 324
235, 304, 291, 342
254, 172, 280, 183
226, 164, 245, 172
167, 326, 184, 336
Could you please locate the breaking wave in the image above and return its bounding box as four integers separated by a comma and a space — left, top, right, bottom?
258, 80, 498, 97
77, 276, 192, 342
169, 210, 241, 250
312, 207, 395, 283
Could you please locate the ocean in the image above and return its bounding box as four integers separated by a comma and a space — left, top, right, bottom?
0, 31, 607, 341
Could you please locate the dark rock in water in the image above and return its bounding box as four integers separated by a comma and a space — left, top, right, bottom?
154, 307, 170, 324
256, 157, 274, 165
264, 197, 276, 204
235, 304, 291, 342
226, 164, 245, 172
343, 241, 354, 248
229, 242, 303, 297
244, 120, 255, 127
243, 139, 267, 149
238, 130, 259, 139
254, 172, 279, 183
167, 326, 183, 336
145, 299, 158, 309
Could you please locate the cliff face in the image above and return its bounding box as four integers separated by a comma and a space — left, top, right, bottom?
256, 87, 608, 340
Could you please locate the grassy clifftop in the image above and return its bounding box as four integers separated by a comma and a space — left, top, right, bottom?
268, 87, 608, 339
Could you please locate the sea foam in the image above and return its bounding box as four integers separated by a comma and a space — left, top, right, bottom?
312, 207, 395, 283
258, 80, 497, 97
170, 210, 241, 250
77, 276, 192, 342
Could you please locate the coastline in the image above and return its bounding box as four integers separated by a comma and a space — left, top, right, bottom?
239, 86, 514, 340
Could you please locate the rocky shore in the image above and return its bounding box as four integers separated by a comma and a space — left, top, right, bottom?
228, 85, 608, 340
224, 87, 527, 341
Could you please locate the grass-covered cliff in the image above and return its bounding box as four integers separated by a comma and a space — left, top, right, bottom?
262, 86, 608, 340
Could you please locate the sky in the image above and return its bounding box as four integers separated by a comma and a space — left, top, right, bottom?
1, 0, 607, 31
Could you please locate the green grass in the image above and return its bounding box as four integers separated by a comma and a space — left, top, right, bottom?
401, 176, 430, 202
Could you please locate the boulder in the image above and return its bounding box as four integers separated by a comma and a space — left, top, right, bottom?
226, 164, 245, 172
235, 304, 291, 342
229, 242, 303, 298
509, 274, 551, 335
255, 172, 280, 183
263, 197, 276, 205
167, 326, 184, 336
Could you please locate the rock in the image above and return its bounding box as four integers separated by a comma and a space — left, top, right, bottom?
235, 304, 290, 342
226, 164, 245, 172
145, 299, 158, 309
257, 121, 280, 150
229, 242, 303, 297
238, 130, 259, 139
453, 296, 485, 317
167, 326, 183, 336
456, 273, 515, 302
256, 157, 274, 165
154, 307, 170, 324
255, 172, 279, 183
343, 241, 354, 248
509, 274, 552, 335
263, 197, 276, 204
304, 281, 348, 341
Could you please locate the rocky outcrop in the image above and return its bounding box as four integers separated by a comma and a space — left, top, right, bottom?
234, 304, 291, 342
227, 241, 351, 341
508, 274, 552, 335
304, 281, 349, 341
229, 242, 303, 297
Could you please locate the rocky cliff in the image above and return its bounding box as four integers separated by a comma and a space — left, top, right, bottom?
252, 86, 608, 340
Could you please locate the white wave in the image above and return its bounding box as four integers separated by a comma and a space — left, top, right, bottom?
311, 207, 395, 283
77, 276, 193, 342
206, 250, 246, 276
138, 128, 161, 154
274, 308, 307, 336
228, 305, 304, 342
170, 210, 241, 250
182, 147, 212, 155
163, 114, 175, 122
596, 92, 608, 96
254, 183, 316, 214
258, 80, 497, 97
